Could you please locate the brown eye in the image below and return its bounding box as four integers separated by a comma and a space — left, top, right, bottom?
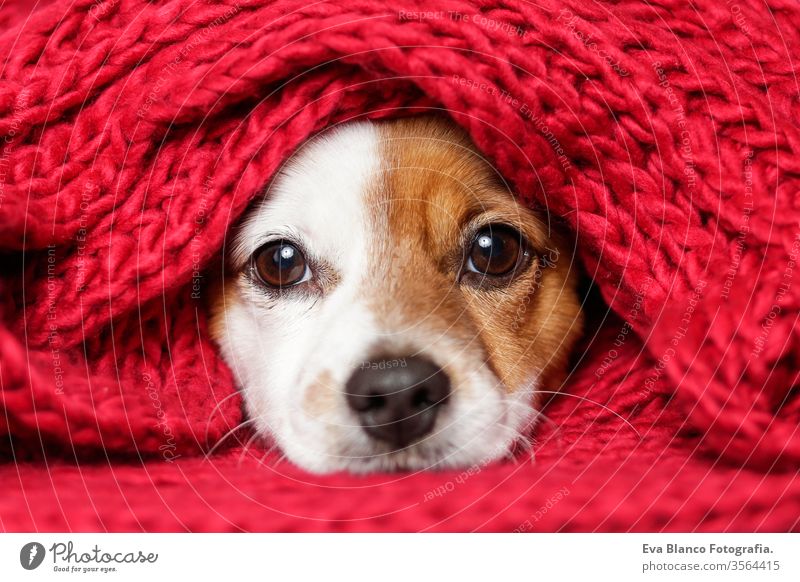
467, 225, 525, 277
253, 240, 308, 288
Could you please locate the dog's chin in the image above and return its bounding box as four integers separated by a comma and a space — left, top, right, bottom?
333, 436, 519, 475
276, 436, 517, 475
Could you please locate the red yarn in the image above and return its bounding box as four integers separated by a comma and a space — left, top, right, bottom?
1, 0, 798, 531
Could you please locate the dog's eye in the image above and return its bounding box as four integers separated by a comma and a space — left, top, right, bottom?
466, 225, 526, 277
253, 241, 309, 287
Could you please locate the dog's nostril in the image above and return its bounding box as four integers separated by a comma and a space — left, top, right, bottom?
345, 355, 451, 449
411, 387, 436, 408
366, 393, 386, 411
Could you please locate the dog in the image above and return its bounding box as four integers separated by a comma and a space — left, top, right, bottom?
210, 116, 583, 473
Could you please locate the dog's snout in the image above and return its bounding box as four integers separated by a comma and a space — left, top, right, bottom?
345, 356, 451, 449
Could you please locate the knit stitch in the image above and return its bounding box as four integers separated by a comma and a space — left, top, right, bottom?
0, 0, 798, 531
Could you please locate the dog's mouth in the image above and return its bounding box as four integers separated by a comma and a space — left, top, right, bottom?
334, 433, 490, 474
338, 441, 446, 473
332, 423, 523, 474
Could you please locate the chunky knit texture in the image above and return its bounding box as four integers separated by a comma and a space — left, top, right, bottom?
1, 0, 799, 531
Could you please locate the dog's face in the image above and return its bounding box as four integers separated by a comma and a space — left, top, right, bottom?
211, 117, 582, 473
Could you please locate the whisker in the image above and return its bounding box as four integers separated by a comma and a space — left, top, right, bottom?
236, 430, 264, 467
203, 390, 245, 445
204, 417, 260, 460
494, 400, 564, 463
535, 390, 642, 439
255, 441, 280, 467
527, 408, 563, 441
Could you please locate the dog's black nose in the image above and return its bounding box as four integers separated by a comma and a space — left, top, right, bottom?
345, 355, 451, 449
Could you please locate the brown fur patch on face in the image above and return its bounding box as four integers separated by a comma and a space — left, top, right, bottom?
370, 116, 583, 393
208, 273, 239, 349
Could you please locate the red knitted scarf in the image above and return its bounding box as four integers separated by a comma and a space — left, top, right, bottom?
1, 0, 798, 531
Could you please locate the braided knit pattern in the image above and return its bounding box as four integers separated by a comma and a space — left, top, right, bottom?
1, 0, 798, 530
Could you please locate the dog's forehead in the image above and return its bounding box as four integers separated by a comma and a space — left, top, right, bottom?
377, 118, 519, 249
